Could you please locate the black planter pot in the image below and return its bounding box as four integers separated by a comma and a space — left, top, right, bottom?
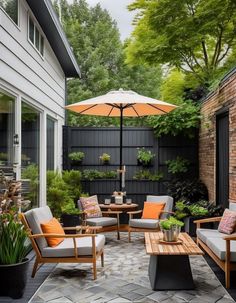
0, 258, 30, 299
61, 214, 81, 234
184, 216, 214, 237
137, 159, 153, 167
71, 160, 83, 166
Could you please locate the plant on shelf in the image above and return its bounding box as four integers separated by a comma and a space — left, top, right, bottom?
166, 156, 190, 174
68, 151, 85, 165
82, 169, 117, 180
133, 169, 163, 181
137, 147, 155, 167
99, 153, 111, 164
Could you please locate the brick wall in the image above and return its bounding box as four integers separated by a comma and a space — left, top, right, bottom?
199, 72, 236, 203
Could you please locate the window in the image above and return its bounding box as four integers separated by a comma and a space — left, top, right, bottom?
0, 0, 18, 25
21, 102, 40, 208
0, 90, 15, 169
47, 117, 55, 170
28, 16, 44, 56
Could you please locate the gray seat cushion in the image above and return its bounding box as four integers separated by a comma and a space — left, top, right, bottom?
197, 228, 225, 244
86, 217, 117, 227
24, 206, 53, 251
42, 234, 105, 258
129, 218, 159, 229
206, 237, 236, 261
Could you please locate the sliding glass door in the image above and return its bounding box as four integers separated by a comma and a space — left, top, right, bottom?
21, 102, 40, 207
0, 90, 15, 173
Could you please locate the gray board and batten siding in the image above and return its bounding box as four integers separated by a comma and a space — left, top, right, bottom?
63, 127, 198, 220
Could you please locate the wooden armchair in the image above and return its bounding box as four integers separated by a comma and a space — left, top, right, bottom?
127, 195, 174, 242
21, 206, 105, 280
78, 198, 122, 240
195, 203, 236, 288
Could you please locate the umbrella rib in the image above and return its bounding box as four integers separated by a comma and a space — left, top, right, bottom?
131, 105, 140, 117
77, 104, 98, 114
148, 104, 168, 114
108, 106, 114, 116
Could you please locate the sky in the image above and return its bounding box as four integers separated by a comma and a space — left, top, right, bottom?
68, 0, 135, 41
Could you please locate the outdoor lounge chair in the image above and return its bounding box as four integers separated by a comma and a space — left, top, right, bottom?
21, 206, 105, 280
128, 195, 174, 242
78, 196, 122, 240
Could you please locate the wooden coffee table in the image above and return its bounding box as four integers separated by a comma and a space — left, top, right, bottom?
99, 203, 138, 212
145, 232, 204, 290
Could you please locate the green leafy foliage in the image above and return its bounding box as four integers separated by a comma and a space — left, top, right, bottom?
68, 152, 85, 162
99, 153, 111, 163
137, 147, 155, 166
175, 200, 209, 220
133, 169, 163, 181
127, 0, 236, 87
53, 0, 162, 127
0, 213, 28, 265
82, 169, 117, 181
166, 179, 208, 203
147, 102, 201, 138
166, 156, 190, 174
21, 164, 39, 207
46, 170, 82, 218
160, 216, 184, 230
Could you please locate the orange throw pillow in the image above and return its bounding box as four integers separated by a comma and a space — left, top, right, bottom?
41, 218, 65, 247
142, 202, 165, 219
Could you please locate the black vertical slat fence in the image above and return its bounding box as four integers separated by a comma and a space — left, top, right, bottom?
63, 127, 198, 211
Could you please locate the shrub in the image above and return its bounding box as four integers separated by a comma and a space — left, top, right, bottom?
166, 179, 208, 203
166, 156, 190, 174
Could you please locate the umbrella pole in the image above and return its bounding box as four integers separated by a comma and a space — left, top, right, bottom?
119, 107, 123, 191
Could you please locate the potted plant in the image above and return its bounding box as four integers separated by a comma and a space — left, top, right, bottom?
99, 153, 111, 165
60, 201, 82, 233
68, 151, 85, 165
0, 171, 31, 299
160, 216, 184, 242
137, 147, 155, 167
0, 213, 29, 299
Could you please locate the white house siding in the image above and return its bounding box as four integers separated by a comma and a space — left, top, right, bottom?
0, 0, 67, 206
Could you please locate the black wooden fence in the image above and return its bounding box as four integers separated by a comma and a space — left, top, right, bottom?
63, 127, 198, 210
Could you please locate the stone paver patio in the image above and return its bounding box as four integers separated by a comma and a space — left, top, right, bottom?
29, 233, 234, 303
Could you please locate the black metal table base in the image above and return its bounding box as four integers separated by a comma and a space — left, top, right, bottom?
149, 255, 195, 290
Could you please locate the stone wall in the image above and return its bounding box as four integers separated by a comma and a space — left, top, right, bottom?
199, 71, 236, 203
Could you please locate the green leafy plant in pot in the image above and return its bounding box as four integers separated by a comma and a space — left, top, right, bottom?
160, 216, 184, 242
99, 153, 111, 165
0, 171, 30, 299
68, 151, 85, 165
137, 147, 155, 167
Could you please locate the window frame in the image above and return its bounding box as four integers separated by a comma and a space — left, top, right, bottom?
27, 13, 45, 58
0, 0, 19, 28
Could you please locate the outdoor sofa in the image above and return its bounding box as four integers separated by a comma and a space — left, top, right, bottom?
195, 202, 236, 288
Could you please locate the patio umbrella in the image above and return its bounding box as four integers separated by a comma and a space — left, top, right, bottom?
66, 89, 177, 191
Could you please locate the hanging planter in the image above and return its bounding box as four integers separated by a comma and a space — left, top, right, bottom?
137, 147, 155, 167
68, 151, 85, 165
99, 153, 111, 165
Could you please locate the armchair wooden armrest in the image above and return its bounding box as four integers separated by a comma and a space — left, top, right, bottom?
194, 216, 222, 229
160, 211, 175, 215
102, 211, 123, 215
29, 233, 97, 239
223, 233, 236, 241
127, 210, 142, 219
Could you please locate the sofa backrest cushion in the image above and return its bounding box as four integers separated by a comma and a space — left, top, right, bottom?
24, 206, 53, 250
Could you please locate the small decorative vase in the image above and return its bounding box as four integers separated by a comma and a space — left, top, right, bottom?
162, 225, 181, 242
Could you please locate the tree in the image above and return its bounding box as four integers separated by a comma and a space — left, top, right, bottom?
126, 0, 236, 87
53, 0, 162, 127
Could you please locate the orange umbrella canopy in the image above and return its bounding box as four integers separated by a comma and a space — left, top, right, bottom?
65, 89, 177, 117
65, 89, 177, 191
